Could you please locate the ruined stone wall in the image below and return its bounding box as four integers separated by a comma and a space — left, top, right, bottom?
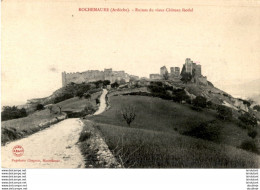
62, 69, 131, 87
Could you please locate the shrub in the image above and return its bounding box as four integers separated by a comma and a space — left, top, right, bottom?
83, 93, 91, 99
36, 104, 44, 111
1, 106, 27, 121
206, 101, 213, 108
103, 80, 110, 86
172, 89, 189, 103
182, 121, 221, 142
238, 112, 257, 128
111, 82, 119, 88
76, 90, 85, 98
248, 130, 258, 139
191, 105, 203, 112
207, 81, 214, 87
238, 98, 251, 107
79, 130, 91, 142
253, 105, 260, 112
239, 140, 259, 154
217, 105, 232, 121
54, 93, 74, 103
193, 96, 207, 108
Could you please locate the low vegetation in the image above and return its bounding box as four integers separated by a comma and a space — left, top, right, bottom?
87, 95, 259, 168
1, 106, 27, 121
253, 105, 260, 112
95, 123, 258, 168
1, 109, 64, 145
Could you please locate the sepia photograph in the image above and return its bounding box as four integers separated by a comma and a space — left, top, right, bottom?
1, 0, 260, 171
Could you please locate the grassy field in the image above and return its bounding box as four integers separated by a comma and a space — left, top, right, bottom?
1, 91, 102, 145
1, 109, 60, 145
87, 95, 260, 168
55, 91, 102, 113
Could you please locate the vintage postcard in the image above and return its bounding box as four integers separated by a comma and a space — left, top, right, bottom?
1, 0, 260, 171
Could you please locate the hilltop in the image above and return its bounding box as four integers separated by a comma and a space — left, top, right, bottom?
2, 58, 260, 168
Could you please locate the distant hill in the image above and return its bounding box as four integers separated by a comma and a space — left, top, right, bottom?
216, 78, 260, 101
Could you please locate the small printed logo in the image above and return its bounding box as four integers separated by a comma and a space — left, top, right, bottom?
12, 145, 24, 157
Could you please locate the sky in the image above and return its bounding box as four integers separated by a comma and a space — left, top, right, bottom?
2, 0, 260, 106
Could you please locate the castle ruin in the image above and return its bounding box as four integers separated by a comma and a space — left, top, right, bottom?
62, 69, 138, 87
150, 65, 180, 80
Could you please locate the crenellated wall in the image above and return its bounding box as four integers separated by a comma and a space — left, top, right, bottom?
62, 69, 131, 87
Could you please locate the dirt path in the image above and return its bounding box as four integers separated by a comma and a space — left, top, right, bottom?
1, 89, 109, 168
93, 89, 108, 115
1, 118, 85, 168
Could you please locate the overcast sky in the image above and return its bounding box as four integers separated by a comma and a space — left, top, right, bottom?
2, 0, 260, 105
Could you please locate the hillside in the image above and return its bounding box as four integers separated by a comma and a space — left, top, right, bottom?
86, 95, 259, 168
217, 78, 260, 102
2, 78, 260, 168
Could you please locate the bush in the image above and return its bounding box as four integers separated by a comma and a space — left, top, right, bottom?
54, 93, 74, 103
191, 105, 203, 112
76, 90, 85, 98
248, 130, 258, 139
83, 93, 91, 99
36, 104, 44, 111
217, 105, 232, 121
172, 89, 189, 103
111, 82, 119, 88
182, 121, 221, 142
193, 96, 207, 108
206, 101, 213, 108
1, 106, 27, 121
238, 112, 257, 128
103, 80, 110, 86
253, 105, 260, 112
79, 130, 91, 142
239, 140, 259, 154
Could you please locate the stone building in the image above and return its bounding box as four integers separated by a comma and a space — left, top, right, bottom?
160, 66, 168, 76
62, 68, 131, 87
184, 58, 202, 77
170, 67, 180, 77
150, 74, 161, 80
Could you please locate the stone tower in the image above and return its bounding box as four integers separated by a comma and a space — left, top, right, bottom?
62, 72, 67, 87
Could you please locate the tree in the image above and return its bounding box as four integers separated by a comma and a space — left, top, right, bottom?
83, 93, 91, 100
238, 112, 257, 128
162, 70, 169, 80
217, 105, 232, 121
1, 106, 27, 121
94, 80, 103, 88
121, 105, 136, 127
253, 105, 260, 112
103, 80, 111, 86
57, 105, 62, 114
111, 82, 119, 88
193, 96, 207, 108
96, 98, 100, 105
76, 90, 85, 99
36, 104, 44, 111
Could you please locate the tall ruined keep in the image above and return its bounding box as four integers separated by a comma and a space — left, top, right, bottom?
62, 69, 135, 87
181, 58, 207, 85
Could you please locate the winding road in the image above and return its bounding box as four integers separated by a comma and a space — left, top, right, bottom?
1, 89, 108, 168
